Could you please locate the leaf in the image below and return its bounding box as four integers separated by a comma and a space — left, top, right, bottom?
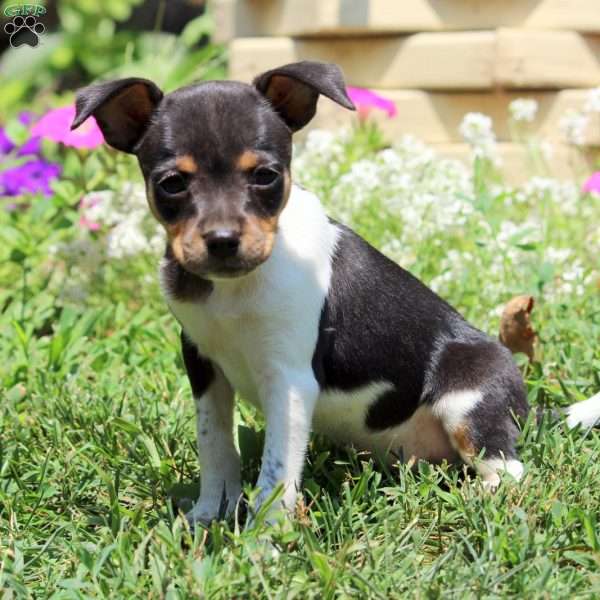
4, 119, 29, 146
578, 510, 599, 551
309, 551, 333, 582
433, 488, 460, 508
110, 417, 142, 435
499, 295, 536, 362
9, 248, 27, 264
140, 435, 161, 469
181, 14, 215, 48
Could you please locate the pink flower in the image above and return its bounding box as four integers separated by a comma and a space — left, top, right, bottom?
78, 193, 102, 231
582, 171, 600, 195
31, 105, 104, 149
346, 87, 397, 121
79, 215, 101, 231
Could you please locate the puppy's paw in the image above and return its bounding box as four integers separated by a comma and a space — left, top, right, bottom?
245, 488, 295, 531
245, 535, 282, 561
481, 473, 501, 492
478, 458, 524, 492
244, 505, 285, 531
184, 505, 217, 529
185, 491, 241, 529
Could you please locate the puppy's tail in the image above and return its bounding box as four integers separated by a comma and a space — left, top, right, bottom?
536, 391, 600, 430
564, 391, 600, 430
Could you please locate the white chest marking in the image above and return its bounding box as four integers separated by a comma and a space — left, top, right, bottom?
162, 185, 339, 411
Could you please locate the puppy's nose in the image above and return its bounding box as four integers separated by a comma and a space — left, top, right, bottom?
204, 229, 240, 259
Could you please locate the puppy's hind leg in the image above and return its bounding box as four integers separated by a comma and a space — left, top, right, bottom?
432, 388, 525, 489
429, 341, 528, 489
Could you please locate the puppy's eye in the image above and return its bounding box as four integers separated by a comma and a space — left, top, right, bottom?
158, 174, 187, 195
250, 168, 279, 187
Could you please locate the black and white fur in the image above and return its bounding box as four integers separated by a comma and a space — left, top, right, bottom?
72, 61, 600, 526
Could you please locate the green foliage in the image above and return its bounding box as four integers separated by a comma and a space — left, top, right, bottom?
0, 1, 225, 115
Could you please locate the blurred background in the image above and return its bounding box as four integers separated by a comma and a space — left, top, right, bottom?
218, 0, 600, 183
1, 0, 218, 115
1, 0, 599, 310
2, 0, 599, 183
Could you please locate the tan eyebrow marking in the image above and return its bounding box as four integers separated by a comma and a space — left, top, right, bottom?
175, 155, 198, 173
237, 150, 259, 171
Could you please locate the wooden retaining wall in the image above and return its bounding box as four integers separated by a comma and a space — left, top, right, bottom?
213, 0, 600, 181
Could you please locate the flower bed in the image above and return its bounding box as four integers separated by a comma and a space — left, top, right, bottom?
1, 84, 599, 599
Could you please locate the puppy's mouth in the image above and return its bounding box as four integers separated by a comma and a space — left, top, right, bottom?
179, 255, 266, 280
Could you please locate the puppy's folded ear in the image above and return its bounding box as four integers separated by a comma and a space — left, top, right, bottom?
71, 78, 163, 153
253, 61, 355, 131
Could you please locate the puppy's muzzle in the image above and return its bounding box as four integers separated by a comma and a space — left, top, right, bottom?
203, 229, 240, 260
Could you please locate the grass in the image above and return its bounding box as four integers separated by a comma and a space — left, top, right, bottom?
1, 126, 600, 598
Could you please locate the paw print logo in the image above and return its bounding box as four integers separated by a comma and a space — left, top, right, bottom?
4, 15, 45, 48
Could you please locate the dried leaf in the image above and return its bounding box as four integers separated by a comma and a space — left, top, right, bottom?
499, 295, 536, 361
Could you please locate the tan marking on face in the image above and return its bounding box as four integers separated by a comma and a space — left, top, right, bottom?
240, 214, 276, 264
166, 220, 206, 267
168, 222, 186, 264
175, 155, 198, 174
148, 182, 201, 264
452, 424, 476, 460
237, 150, 259, 171
239, 169, 292, 264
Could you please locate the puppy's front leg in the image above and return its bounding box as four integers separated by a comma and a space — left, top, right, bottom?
181, 333, 241, 526
254, 370, 319, 519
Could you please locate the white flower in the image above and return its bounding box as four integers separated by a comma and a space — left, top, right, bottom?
60, 281, 89, 303
459, 112, 495, 146
546, 247, 572, 265
509, 98, 538, 122
106, 218, 149, 259
80, 190, 118, 226
491, 303, 506, 318
458, 112, 498, 162
522, 177, 579, 215
52, 238, 104, 271
559, 109, 589, 146
303, 129, 337, 155
584, 87, 600, 113
562, 260, 585, 282
149, 229, 166, 254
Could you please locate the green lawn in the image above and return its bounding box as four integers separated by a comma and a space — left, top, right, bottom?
1, 127, 599, 598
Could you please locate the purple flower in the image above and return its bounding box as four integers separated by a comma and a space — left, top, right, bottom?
0, 112, 41, 157
18, 112, 36, 126
0, 128, 13, 154
0, 159, 61, 197
16, 136, 41, 157
582, 171, 600, 195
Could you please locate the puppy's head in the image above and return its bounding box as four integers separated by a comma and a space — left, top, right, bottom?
72, 62, 354, 279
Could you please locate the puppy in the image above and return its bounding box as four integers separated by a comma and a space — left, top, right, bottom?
72, 61, 600, 525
